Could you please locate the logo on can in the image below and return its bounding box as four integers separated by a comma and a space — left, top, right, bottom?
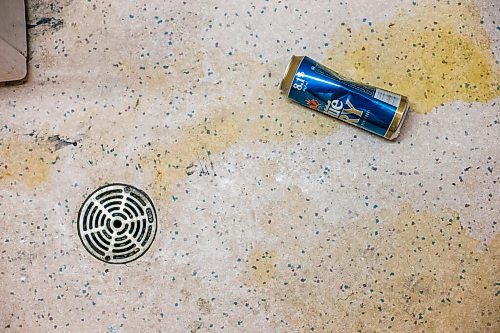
280, 56, 409, 140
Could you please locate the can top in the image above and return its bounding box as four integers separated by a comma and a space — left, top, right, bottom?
385, 97, 409, 140
279, 55, 303, 96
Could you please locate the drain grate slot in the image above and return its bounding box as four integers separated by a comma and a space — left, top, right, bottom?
128, 196, 145, 215
96, 232, 111, 246
77, 183, 158, 264
96, 189, 122, 200
86, 235, 105, 256
130, 191, 146, 206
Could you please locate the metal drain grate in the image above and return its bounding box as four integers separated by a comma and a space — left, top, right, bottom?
77, 183, 157, 264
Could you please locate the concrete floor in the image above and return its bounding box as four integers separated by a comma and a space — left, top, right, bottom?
0, 0, 499, 332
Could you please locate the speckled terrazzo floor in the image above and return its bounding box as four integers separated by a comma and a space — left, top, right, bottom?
1, 0, 499, 332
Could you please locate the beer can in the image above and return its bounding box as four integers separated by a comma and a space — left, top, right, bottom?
280, 56, 409, 140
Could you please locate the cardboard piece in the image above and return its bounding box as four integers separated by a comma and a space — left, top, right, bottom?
0, 0, 27, 82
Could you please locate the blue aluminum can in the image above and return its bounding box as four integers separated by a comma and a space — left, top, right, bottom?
280, 56, 409, 140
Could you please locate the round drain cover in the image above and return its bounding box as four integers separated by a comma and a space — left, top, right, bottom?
77, 183, 157, 264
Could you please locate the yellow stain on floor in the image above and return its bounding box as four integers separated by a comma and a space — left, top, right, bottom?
249, 199, 499, 332
136, 56, 339, 198
143, 108, 319, 197
107, 41, 341, 198
141, 102, 337, 199
0, 135, 59, 188
326, 0, 499, 114
244, 248, 277, 287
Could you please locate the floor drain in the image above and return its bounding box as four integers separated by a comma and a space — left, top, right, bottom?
77, 183, 157, 264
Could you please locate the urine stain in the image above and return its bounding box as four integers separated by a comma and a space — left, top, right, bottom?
0, 135, 59, 188
135, 49, 339, 199
248, 200, 499, 332
244, 248, 277, 287
326, 0, 499, 114
141, 102, 337, 199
